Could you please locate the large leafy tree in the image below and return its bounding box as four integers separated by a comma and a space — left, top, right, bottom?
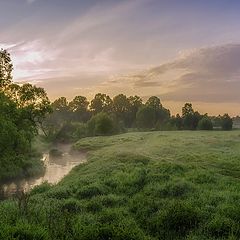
112, 94, 130, 125
90, 93, 113, 114
0, 50, 51, 180
182, 103, 201, 130
87, 112, 115, 136
127, 95, 143, 127
41, 97, 69, 138
146, 96, 170, 127
69, 95, 90, 122
182, 103, 194, 117
69, 96, 89, 112
146, 96, 162, 110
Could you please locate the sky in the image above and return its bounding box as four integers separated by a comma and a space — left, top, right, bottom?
1, 0, 240, 115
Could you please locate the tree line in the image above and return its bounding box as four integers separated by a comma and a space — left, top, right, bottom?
42, 94, 233, 142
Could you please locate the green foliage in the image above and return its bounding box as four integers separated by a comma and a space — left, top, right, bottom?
0, 49, 13, 89
182, 103, 194, 117
221, 114, 233, 131
43, 93, 232, 141
2, 131, 240, 239
87, 112, 117, 136
136, 106, 156, 129
181, 103, 202, 130
72, 122, 88, 140
89, 93, 113, 114
0, 50, 50, 180
198, 116, 213, 130
146, 96, 162, 109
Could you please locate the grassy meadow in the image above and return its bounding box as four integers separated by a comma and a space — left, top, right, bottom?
1, 131, 240, 239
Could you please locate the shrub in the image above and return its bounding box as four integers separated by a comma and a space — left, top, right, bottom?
72, 122, 88, 140
87, 112, 116, 136
54, 122, 76, 142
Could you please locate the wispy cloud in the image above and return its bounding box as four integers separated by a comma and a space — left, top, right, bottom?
6, 40, 58, 80
108, 44, 240, 103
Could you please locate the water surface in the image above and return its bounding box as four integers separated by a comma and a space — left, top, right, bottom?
0, 144, 86, 199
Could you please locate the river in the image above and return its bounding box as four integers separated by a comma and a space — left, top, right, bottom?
0, 144, 86, 199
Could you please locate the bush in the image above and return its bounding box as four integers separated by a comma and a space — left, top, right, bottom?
87, 112, 116, 136
197, 117, 213, 130
72, 122, 88, 140
52, 122, 88, 142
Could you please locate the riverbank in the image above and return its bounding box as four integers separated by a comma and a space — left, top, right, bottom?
1, 131, 240, 239
0, 142, 86, 199
0, 136, 50, 183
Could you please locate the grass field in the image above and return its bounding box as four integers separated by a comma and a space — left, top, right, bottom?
1, 131, 240, 239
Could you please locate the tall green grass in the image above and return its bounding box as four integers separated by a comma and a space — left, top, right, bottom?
1, 131, 240, 239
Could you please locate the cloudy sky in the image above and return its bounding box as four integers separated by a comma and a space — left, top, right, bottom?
1, 0, 240, 115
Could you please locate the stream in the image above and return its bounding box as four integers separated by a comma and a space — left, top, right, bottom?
0, 144, 87, 199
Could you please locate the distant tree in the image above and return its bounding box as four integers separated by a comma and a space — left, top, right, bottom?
175, 114, 183, 130
146, 96, 162, 110
52, 97, 69, 112
127, 95, 143, 127
112, 94, 130, 126
113, 94, 129, 113
146, 96, 170, 128
157, 107, 171, 124
69, 96, 89, 112
211, 115, 222, 129
69, 96, 90, 122
136, 106, 156, 129
182, 103, 201, 130
221, 114, 233, 131
182, 103, 194, 117
90, 93, 113, 114
170, 114, 183, 130
87, 112, 115, 136
197, 116, 213, 130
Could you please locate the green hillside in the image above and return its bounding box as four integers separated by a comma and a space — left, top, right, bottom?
1, 131, 240, 239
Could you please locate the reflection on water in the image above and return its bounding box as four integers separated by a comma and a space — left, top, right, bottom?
0, 144, 86, 199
